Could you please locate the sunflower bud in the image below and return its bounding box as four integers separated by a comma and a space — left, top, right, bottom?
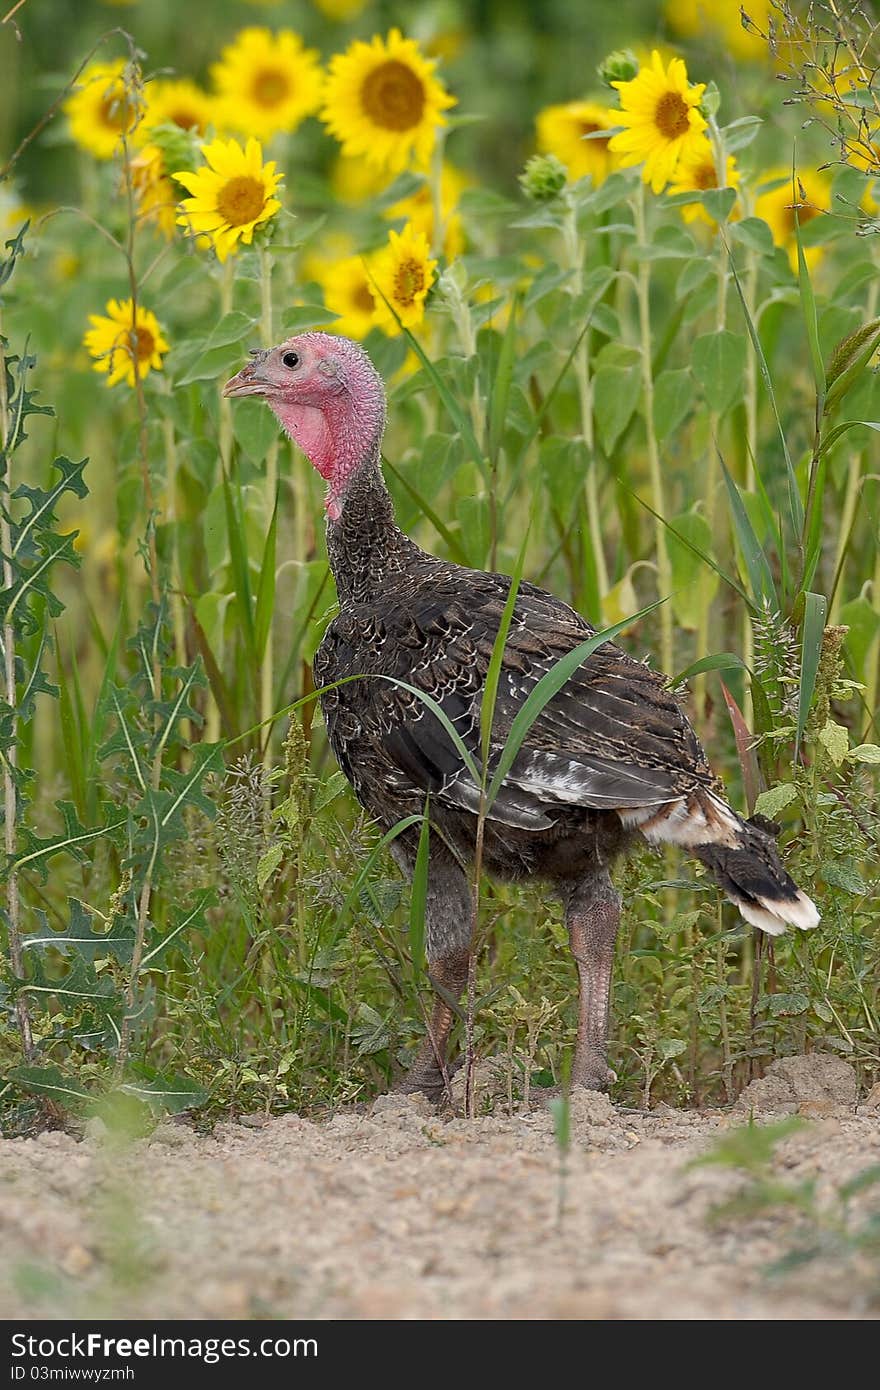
148, 121, 200, 184
597, 49, 639, 88
700, 80, 721, 119
519, 153, 568, 203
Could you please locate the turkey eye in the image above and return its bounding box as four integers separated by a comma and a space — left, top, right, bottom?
282, 350, 300, 370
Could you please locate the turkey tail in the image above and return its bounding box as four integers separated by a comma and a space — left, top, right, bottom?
620, 794, 820, 936
692, 809, 819, 936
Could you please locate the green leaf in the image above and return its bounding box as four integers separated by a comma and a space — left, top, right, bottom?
817, 718, 849, 767
6, 1065, 90, 1107
118, 1074, 208, 1115
22, 897, 134, 963
795, 592, 827, 761
653, 368, 694, 440
793, 175, 826, 404
849, 742, 880, 764
691, 330, 746, 414
767, 992, 809, 1017
720, 459, 777, 607
257, 841, 284, 890
174, 311, 257, 386
729, 217, 775, 256
754, 783, 800, 819
139, 889, 217, 970
593, 364, 640, 454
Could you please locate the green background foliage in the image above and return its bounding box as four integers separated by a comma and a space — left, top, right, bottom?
1, 0, 878, 1127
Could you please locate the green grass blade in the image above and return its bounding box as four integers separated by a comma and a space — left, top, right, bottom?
383, 456, 469, 565
485, 599, 665, 813
221, 466, 256, 668
796, 591, 827, 762
480, 529, 529, 771
254, 486, 278, 663
367, 267, 486, 475
793, 169, 826, 408
623, 481, 754, 609
720, 455, 778, 608
673, 652, 746, 684
408, 800, 431, 982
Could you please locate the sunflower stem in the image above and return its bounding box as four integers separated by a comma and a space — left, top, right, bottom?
633, 181, 674, 676
562, 192, 608, 609
260, 245, 278, 790
693, 116, 729, 718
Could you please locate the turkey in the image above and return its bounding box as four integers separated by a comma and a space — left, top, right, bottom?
224, 332, 819, 1099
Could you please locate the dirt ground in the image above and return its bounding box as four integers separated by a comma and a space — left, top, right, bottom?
1, 1052, 878, 1321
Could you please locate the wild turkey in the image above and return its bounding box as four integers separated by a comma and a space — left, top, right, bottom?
224, 333, 819, 1098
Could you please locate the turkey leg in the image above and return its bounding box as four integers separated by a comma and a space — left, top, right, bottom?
566, 873, 621, 1090
395, 946, 470, 1100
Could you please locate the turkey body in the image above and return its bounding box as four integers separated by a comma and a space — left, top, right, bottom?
309, 462, 814, 1098
223, 330, 818, 1100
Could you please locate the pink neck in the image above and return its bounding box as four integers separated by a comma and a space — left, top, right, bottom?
271, 394, 384, 522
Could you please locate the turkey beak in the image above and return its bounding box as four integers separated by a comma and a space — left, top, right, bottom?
223, 351, 271, 398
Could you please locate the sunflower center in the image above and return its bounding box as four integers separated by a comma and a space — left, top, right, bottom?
361, 60, 426, 132
216, 175, 267, 227
693, 160, 717, 190
353, 283, 376, 314
578, 120, 610, 150
125, 326, 154, 363
393, 259, 425, 307
783, 199, 819, 234
654, 91, 690, 141
251, 68, 290, 108
170, 106, 202, 131
100, 88, 136, 134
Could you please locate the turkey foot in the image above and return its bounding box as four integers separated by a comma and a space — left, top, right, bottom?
393, 947, 469, 1102
566, 875, 621, 1092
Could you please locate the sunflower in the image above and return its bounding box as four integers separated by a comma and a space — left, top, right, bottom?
667, 136, 740, 224
369, 221, 437, 333
83, 298, 169, 389
535, 100, 617, 184
141, 78, 216, 137
754, 168, 830, 272
385, 161, 468, 258
211, 27, 323, 141
65, 60, 141, 160
321, 28, 456, 173
175, 136, 283, 263
609, 51, 707, 194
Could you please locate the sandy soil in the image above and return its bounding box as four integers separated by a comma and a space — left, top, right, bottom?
1, 1053, 878, 1321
